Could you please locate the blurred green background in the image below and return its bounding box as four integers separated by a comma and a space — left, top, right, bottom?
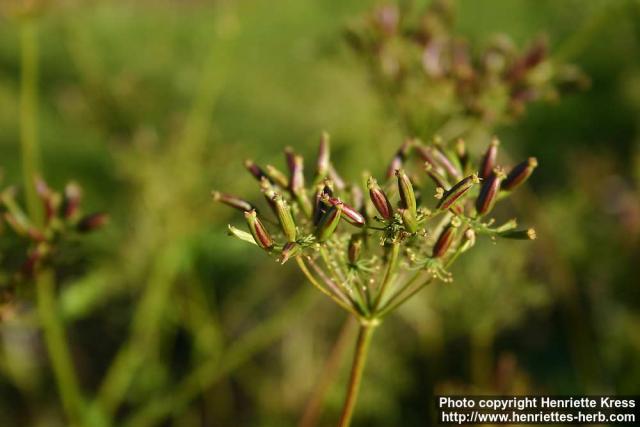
0, 0, 639, 426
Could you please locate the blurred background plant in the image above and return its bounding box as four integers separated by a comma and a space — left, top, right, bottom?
0, 0, 638, 426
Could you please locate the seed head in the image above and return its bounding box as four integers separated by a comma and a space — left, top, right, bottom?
455, 139, 469, 172
77, 212, 109, 233
476, 168, 506, 215
325, 196, 365, 227
273, 194, 297, 242
480, 137, 499, 179
313, 182, 333, 225
433, 223, 457, 258
316, 132, 331, 180
417, 145, 445, 176
35, 176, 57, 223
396, 169, 417, 216
499, 228, 537, 240
316, 204, 342, 242
244, 159, 268, 182
211, 191, 254, 212
288, 153, 306, 194
398, 208, 418, 233
328, 164, 346, 190
436, 174, 480, 211
368, 177, 393, 220
386, 139, 413, 179
259, 178, 279, 214
244, 210, 274, 250
431, 140, 463, 180
62, 182, 82, 219
424, 162, 450, 188
502, 157, 538, 191
265, 165, 289, 188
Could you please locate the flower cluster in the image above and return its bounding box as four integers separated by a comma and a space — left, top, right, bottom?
213, 133, 536, 320
345, 1, 589, 128
1, 177, 108, 281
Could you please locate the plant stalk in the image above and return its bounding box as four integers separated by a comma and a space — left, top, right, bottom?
36, 269, 83, 426
372, 242, 399, 310
20, 17, 43, 225
20, 16, 83, 426
338, 321, 377, 427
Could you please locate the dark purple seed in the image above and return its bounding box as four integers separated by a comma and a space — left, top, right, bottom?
432, 224, 457, 258
502, 157, 538, 191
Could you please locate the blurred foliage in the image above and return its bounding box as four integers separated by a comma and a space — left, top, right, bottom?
0, 0, 638, 426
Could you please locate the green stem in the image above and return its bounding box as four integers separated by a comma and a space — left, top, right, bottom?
20, 16, 83, 425
338, 322, 377, 427
19, 17, 43, 225
372, 242, 399, 310
36, 269, 84, 426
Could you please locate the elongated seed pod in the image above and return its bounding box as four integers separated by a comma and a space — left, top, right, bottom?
424, 162, 450, 188
62, 182, 81, 219
265, 165, 289, 188
432, 223, 457, 258
416, 146, 446, 176
436, 174, 480, 210
284, 147, 296, 174
350, 185, 364, 212
432, 146, 462, 180
273, 194, 297, 242
313, 182, 333, 225
316, 204, 342, 242
328, 164, 346, 190
211, 191, 254, 212
502, 157, 538, 191
386, 139, 413, 179
289, 154, 306, 194
244, 159, 268, 182
325, 197, 365, 227
77, 212, 109, 233
398, 208, 418, 233
396, 169, 417, 215
35, 177, 55, 224
259, 178, 279, 214
455, 139, 469, 172
480, 138, 499, 179
316, 132, 330, 180
348, 234, 362, 264
476, 169, 505, 215
499, 228, 536, 240
279, 242, 302, 264
368, 177, 393, 220
244, 210, 274, 249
